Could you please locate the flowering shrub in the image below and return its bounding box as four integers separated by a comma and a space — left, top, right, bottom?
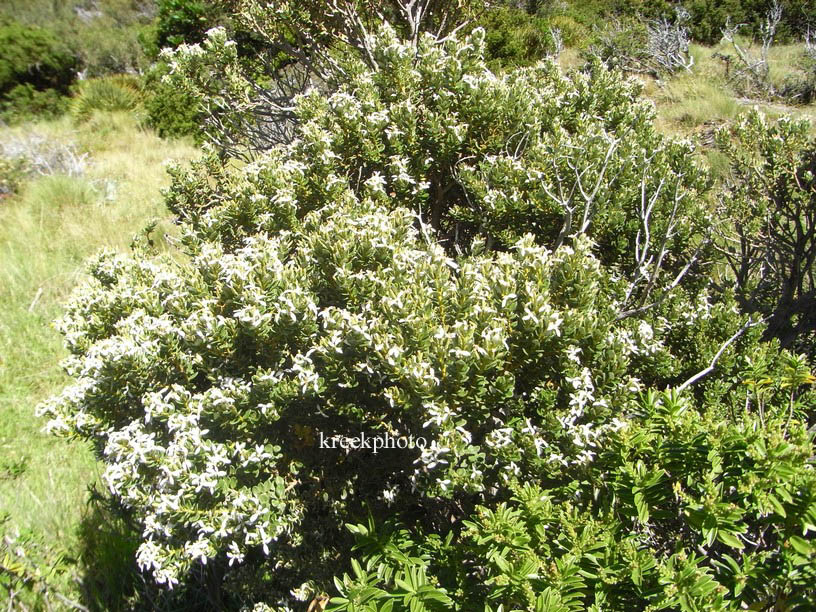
166, 25, 710, 309
39, 22, 815, 609
40, 197, 728, 596
159, 0, 491, 154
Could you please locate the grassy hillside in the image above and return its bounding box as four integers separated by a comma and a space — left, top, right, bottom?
647, 41, 816, 136
0, 0, 156, 77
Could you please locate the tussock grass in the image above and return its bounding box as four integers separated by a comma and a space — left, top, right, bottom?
640, 42, 816, 139
71, 75, 143, 123
0, 111, 196, 605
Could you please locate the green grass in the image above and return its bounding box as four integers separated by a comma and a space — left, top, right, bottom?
0, 111, 196, 607
643, 42, 816, 138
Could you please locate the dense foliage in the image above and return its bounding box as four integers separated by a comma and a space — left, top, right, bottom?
0, 21, 77, 122
333, 383, 816, 610
39, 21, 816, 610
469, 5, 559, 69
165, 23, 709, 289
714, 111, 816, 358
160, 0, 493, 154
155, 0, 223, 49
142, 61, 203, 139
680, 0, 816, 45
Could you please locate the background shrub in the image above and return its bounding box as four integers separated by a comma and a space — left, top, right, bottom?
544, 14, 591, 48
682, 0, 816, 45
471, 5, 558, 69
714, 111, 816, 358
0, 155, 29, 197
141, 61, 203, 139
0, 19, 76, 123
0, 1, 157, 79
155, 0, 224, 49
526, 0, 816, 46
0, 84, 68, 124
0, 21, 77, 95
0, 21, 77, 98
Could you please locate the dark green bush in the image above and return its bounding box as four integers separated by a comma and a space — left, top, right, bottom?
545, 14, 592, 48
141, 62, 202, 139
471, 6, 557, 68
528, 1, 816, 46
0, 21, 77, 96
155, 0, 224, 49
682, 0, 816, 45
0, 84, 68, 123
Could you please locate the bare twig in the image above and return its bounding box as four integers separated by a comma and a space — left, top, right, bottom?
52, 593, 90, 612
720, 1, 781, 97
646, 7, 694, 74
677, 317, 764, 392
28, 288, 43, 313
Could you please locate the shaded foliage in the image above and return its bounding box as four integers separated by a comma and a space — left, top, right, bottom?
715, 111, 816, 359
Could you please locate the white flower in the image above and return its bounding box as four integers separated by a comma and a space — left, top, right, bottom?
184, 539, 211, 564
364, 172, 387, 193
566, 345, 582, 363
226, 541, 245, 566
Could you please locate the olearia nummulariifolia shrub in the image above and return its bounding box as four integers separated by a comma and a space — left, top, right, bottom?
39, 25, 816, 609
164, 26, 711, 305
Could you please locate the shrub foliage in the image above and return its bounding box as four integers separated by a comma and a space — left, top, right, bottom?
39, 19, 816, 612
0, 20, 76, 122
0, 21, 77, 96
714, 111, 816, 358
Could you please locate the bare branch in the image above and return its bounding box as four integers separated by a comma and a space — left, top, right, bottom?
677, 317, 764, 392
720, 1, 781, 98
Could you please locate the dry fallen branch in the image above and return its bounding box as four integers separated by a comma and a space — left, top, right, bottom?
720, 1, 781, 98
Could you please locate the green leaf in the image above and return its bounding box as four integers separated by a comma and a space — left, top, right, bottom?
767, 493, 786, 518
717, 531, 744, 550
634, 490, 649, 524
789, 536, 813, 556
